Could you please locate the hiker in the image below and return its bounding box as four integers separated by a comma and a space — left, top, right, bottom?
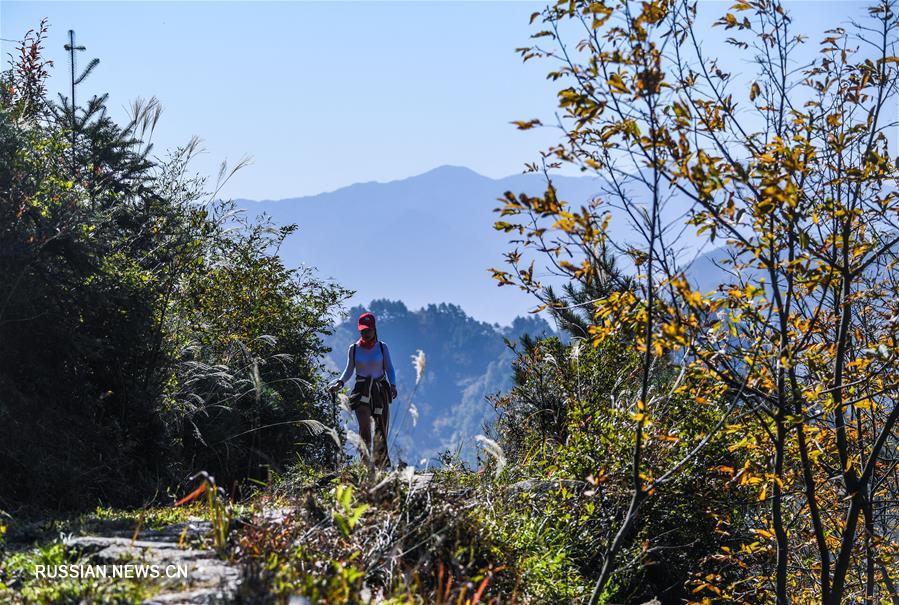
329, 312, 397, 468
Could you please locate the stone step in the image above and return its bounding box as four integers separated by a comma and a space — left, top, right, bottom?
65, 535, 240, 605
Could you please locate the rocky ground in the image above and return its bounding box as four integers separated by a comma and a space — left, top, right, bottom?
66, 526, 240, 605
1, 470, 440, 604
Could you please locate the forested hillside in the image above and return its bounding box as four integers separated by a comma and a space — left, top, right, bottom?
3, 0, 899, 603
0, 23, 348, 510
324, 299, 554, 463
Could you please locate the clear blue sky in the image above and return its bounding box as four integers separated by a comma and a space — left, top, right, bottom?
1, 1, 874, 201
2, 0, 885, 325
2, 1, 567, 200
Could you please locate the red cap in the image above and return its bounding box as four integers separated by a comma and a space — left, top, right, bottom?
357, 312, 376, 331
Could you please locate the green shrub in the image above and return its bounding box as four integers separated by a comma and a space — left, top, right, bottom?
488, 336, 741, 602
0, 541, 152, 604
0, 24, 349, 510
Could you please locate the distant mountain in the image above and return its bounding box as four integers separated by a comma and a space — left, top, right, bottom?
682, 246, 739, 292
235, 165, 735, 460
323, 299, 554, 464
236, 165, 610, 325
235, 165, 724, 324
234, 166, 736, 462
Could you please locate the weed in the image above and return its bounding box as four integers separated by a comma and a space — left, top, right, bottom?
175, 472, 232, 551
0, 541, 153, 604
332, 485, 369, 538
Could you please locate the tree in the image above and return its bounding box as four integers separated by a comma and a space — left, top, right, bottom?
494, 0, 899, 602
0, 23, 349, 508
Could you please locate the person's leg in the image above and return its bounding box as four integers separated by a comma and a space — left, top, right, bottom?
354, 404, 373, 465
382, 405, 390, 467
373, 403, 391, 468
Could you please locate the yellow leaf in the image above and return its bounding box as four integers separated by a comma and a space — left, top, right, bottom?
749, 82, 760, 101
607, 73, 629, 94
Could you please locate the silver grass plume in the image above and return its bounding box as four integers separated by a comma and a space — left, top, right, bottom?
295, 419, 340, 448
251, 359, 263, 404
411, 349, 426, 385
570, 338, 582, 363
345, 430, 370, 461
337, 392, 351, 413
398, 465, 415, 485
389, 349, 427, 453
474, 434, 507, 478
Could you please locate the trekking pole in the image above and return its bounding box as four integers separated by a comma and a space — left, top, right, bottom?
329, 387, 338, 468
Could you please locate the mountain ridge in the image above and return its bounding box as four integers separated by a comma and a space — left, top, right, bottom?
237, 164, 565, 205
324, 299, 555, 463
234, 165, 608, 325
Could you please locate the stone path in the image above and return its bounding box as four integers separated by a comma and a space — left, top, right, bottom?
65, 521, 241, 605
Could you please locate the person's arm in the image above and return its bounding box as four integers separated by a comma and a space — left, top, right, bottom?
334, 344, 355, 387
382, 342, 397, 385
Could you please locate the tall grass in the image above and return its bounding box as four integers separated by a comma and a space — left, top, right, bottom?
389, 349, 427, 455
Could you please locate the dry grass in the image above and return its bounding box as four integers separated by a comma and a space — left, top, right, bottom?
234, 464, 513, 604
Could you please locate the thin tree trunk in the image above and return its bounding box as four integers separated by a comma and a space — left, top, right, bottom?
773, 416, 789, 605
829, 494, 862, 605
587, 489, 648, 605
862, 496, 875, 605
794, 416, 830, 602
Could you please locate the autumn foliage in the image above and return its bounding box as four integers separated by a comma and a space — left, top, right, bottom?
494, 0, 899, 602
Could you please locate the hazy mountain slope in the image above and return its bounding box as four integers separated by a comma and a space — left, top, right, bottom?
236, 165, 723, 323
235, 166, 730, 461
236, 166, 610, 324
323, 299, 554, 464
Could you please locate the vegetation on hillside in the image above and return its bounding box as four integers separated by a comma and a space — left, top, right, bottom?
3, 0, 899, 603
489, 0, 899, 602
0, 22, 348, 511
